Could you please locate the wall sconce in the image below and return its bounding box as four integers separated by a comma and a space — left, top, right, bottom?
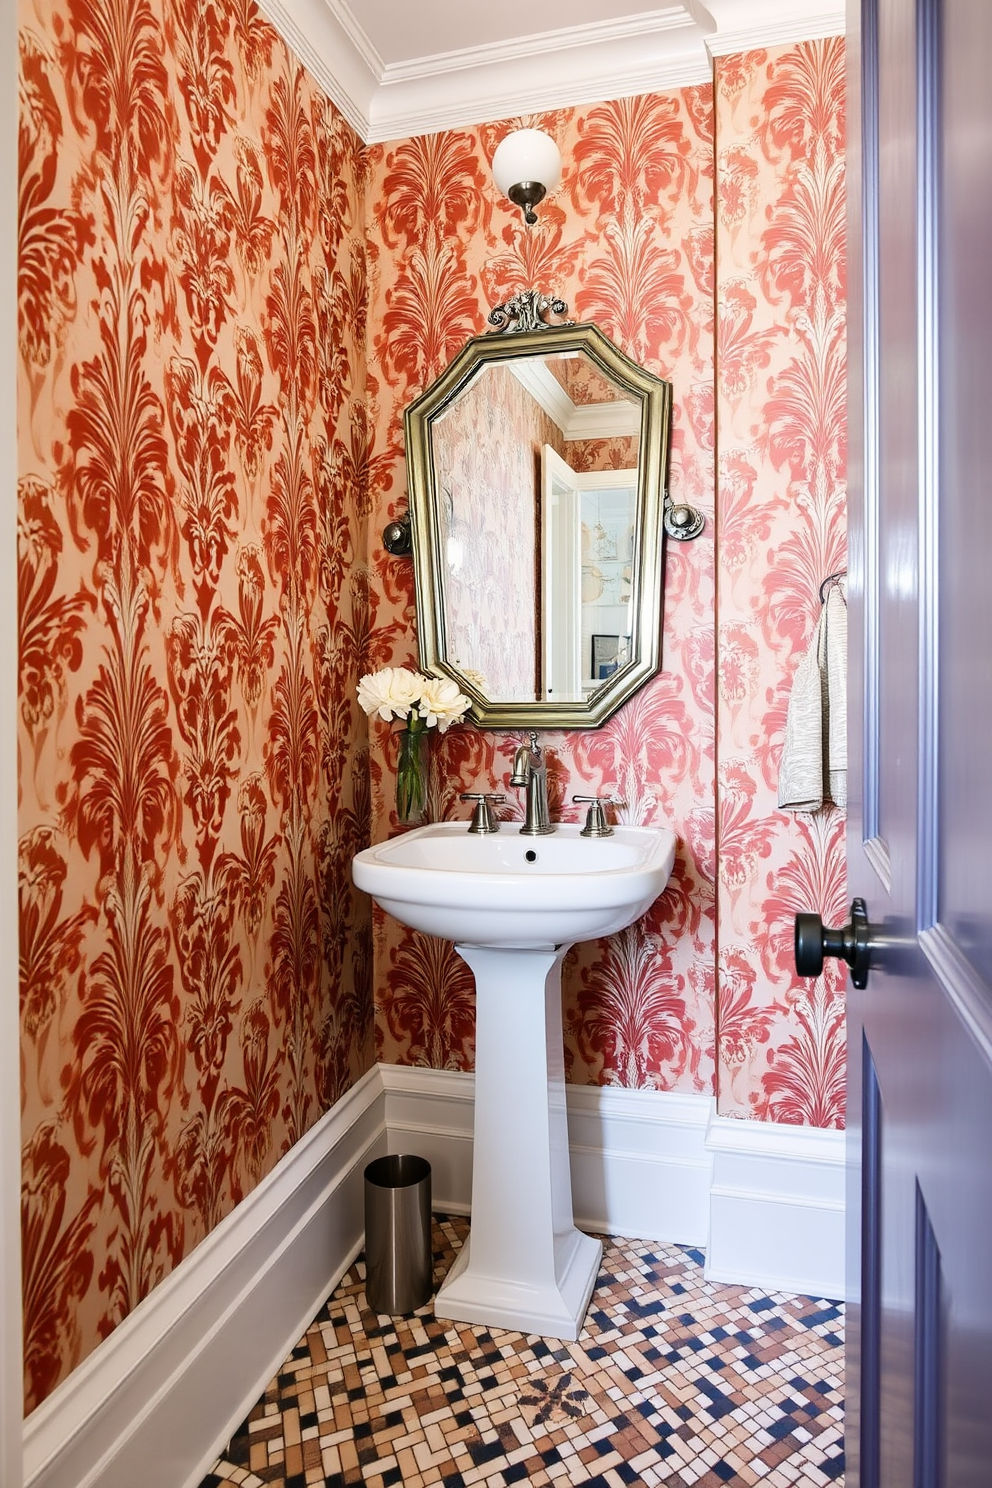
491, 128, 562, 225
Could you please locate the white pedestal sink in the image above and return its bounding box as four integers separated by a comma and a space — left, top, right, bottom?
352, 820, 677, 1339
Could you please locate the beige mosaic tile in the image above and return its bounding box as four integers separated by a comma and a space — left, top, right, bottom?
200, 1218, 844, 1487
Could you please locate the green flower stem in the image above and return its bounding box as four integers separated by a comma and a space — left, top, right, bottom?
396, 715, 429, 823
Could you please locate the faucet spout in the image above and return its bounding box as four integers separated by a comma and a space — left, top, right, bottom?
509, 731, 554, 836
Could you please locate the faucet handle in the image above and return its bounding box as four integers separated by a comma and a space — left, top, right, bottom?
572, 794, 623, 838
460, 792, 506, 834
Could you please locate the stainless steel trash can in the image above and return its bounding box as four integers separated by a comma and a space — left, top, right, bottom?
364, 1154, 432, 1315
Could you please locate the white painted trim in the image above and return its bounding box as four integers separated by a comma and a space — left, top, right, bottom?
379, 9, 700, 83
1, 0, 22, 1476
705, 1113, 846, 1299
381, 1065, 714, 1245
703, 0, 844, 56
17, 1066, 848, 1488
384, 1066, 845, 1297
22, 1067, 385, 1488
366, 37, 712, 144
506, 361, 641, 440
257, 0, 846, 145
254, 0, 378, 138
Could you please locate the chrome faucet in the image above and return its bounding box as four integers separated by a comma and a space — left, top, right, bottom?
509, 731, 554, 836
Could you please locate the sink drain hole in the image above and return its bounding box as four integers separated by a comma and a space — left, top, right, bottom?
525, 850, 538, 863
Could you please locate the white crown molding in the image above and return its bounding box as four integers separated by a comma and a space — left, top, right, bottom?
505, 360, 641, 440
254, 0, 378, 138
379, 8, 699, 83
366, 26, 712, 143
256, 0, 846, 145
705, 3, 844, 57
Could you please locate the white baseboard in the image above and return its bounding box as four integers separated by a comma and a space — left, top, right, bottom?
566, 1084, 713, 1246
380, 1065, 475, 1215
22, 1065, 385, 1488
382, 1066, 845, 1298
380, 1065, 714, 1246
705, 1113, 846, 1300
21, 1065, 846, 1488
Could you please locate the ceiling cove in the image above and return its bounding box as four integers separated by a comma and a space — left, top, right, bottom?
255, 0, 845, 143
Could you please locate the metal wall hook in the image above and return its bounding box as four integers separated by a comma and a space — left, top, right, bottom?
818, 569, 847, 602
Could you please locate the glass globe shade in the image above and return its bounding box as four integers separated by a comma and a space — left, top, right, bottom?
491, 129, 562, 198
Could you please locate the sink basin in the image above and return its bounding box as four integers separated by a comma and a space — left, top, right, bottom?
351, 820, 676, 948
351, 816, 677, 1341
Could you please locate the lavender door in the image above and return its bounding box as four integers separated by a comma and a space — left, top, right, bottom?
841, 0, 992, 1483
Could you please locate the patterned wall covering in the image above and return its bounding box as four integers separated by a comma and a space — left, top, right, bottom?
363, 42, 846, 1117
17, 0, 847, 1415
18, 0, 372, 1410
364, 93, 720, 1092
714, 40, 848, 1124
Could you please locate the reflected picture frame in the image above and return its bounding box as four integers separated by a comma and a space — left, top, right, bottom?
591, 634, 631, 681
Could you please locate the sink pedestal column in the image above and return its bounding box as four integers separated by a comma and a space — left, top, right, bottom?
434, 944, 603, 1340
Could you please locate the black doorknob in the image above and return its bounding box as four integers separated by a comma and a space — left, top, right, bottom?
795, 897, 871, 989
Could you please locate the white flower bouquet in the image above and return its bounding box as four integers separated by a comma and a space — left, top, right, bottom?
357, 667, 471, 820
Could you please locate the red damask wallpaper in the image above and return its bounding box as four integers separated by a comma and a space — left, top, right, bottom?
18, 0, 372, 1410
364, 92, 719, 1092
17, 0, 847, 1415
363, 43, 845, 1116
715, 41, 848, 1124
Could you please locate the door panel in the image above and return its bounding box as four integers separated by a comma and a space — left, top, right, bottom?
847, 0, 992, 1484
937, 0, 992, 977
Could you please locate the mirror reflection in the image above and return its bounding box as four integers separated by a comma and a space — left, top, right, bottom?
431, 351, 640, 704
405, 310, 674, 729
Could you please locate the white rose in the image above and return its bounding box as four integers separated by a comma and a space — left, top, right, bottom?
357, 667, 426, 722
417, 675, 471, 732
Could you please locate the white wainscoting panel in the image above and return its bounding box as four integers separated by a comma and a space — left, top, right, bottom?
705, 1113, 846, 1300
380, 1065, 714, 1247
22, 1065, 386, 1488
20, 1065, 847, 1488
564, 1084, 712, 1246
380, 1065, 474, 1215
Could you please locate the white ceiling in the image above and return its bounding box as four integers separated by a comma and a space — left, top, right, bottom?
256, 0, 845, 141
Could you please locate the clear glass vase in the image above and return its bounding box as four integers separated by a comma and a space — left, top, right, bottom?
395, 718, 429, 824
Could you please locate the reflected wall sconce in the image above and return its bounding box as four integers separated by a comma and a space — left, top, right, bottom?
491, 128, 562, 225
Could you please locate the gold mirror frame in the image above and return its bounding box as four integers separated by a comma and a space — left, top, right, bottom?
404, 310, 674, 729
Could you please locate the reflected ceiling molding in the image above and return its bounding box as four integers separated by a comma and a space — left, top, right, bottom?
505, 361, 641, 440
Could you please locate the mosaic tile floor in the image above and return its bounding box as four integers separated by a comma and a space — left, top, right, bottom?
200, 1218, 844, 1488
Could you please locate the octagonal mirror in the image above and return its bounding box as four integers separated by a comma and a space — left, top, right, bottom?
404, 297, 679, 729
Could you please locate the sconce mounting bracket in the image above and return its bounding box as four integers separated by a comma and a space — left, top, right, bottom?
382, 513, 412, 556
663, 490, 705, 542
